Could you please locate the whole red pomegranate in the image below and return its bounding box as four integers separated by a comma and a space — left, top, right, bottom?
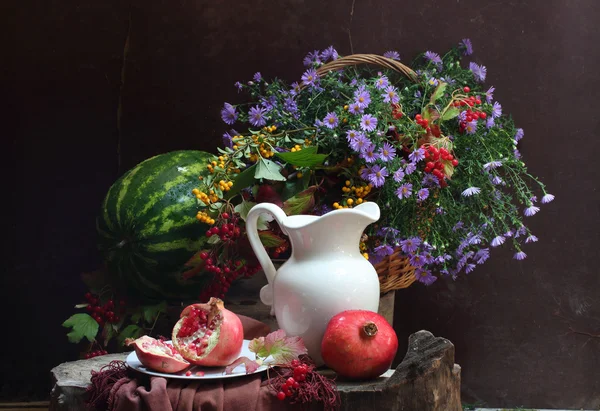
126, 335, 189, 373
321, 310, 398, 380
172, 297, 243, 366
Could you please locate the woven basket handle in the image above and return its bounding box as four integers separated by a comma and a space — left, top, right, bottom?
315, 54, 418, 83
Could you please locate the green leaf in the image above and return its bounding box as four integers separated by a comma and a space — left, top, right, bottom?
225, 164, 257, 199
258, 231, 286, 248
274, 146, 327, 167
207, 235, 221, 245
142, 301, 167, 324
282, 186, 317, 215
234, 201, 269, 230
442, 107, 460, 121
430, 82, 447, 104
131, 312, 142, 324
62, 313, 99, 343
248, 329, 308, 364
118, 324, 144, 346
102, 323, 118, 346
255, 159, 286, 182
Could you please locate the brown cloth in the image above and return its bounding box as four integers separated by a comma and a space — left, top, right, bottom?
108, 315, 305, 411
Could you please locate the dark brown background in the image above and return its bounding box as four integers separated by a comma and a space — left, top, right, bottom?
5, 0, 600, 407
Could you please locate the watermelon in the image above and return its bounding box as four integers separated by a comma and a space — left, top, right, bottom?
97, 150, 213, 301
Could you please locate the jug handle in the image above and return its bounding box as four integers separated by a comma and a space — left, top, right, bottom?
246, 203, 288, 309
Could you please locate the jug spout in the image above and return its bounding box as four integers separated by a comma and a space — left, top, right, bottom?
353, 201, 381, 225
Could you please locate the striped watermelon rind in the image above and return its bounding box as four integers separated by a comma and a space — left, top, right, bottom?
97, 150, 213, 301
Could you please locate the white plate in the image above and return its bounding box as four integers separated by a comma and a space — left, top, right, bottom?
125, 339, 271, 380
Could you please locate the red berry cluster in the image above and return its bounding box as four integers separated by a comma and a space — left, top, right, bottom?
204, 213, 242, 244
422, 145, 458, 188
198, 257, 261, 301
84, 349, 108, 359
85, 293, 125, 327
414, 114, 428, 128
276, 359, 309, 400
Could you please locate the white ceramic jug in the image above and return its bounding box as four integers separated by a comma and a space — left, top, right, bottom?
246, 201, 381, 364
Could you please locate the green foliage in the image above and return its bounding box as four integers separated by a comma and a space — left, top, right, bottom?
62, 313, 99, 344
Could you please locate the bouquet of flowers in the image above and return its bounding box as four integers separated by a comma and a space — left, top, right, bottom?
192, 39, 554, 297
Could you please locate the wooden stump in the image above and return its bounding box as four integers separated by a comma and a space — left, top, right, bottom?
334, 330, 462, 411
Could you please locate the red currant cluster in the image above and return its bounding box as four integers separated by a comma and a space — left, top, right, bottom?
84, 349, 108, 359
198, 256, 261, 301
422, 145, 458, 188
204, 213, 241, 244
414, 113, 429, 128
276, 359, 309, 400
85, 293, 125, 327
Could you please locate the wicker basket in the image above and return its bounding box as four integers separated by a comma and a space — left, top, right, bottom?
316, 54, 420, 294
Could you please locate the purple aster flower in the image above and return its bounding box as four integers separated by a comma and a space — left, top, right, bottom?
460, 38, 473, 56
486, 117, 495, 129
248, 106, 267, 127
453, 221, 464, 232
461, 186, 481, 197
350, 134, 370, 152
465, 263, 477, 274
383, 50, 400, 60
405, 161, 417, 174
408, 148, 425, 163
361, 143, 379, 163
289, 82, 301, 96
220, 102, 238, 125
222, 130, 234, 148
348, 102, 364, 115
417, 188, 429, 202
465, 120, 478, 134
360, 166, 372, 180
422, 173, 440, 187
485, 86, 495, 103
303, 50, 322, 66
524, 205, 540, 217
410, 253, 426, 267
396, 183, 413, 200
378, 142, 396, 161
368, 165, 388, 187
491, 176, 504, 185
514, 128, 524, 142
515, 226, 527, 238
424, 51, 442, 66
475, 248, 490, 264
354, 87, 371, 108
468, 234, 482, 245
346, 129, 360, 142
504, 230, 514, 238
526, 234, 539, 243
492, 101, 502, 118
320, 46, 339, 61
261, 95, 277, 112
375, 75, 389, 89
253, 72, 262, 82
301, 68, 319, 87
514, 148, 522, 159
393, 168, 405, 182
427, 77, 439, 87
416, 268, 437, 285
375, 244, 395, 257
284, 97, 298, 114
541, 193, 555, 204
469, 62, 487, 82
400, 237, 421, 253
234, 81, 243, 91
440, 76, 456, 86
382, 85, 400, 104
513, 251, 527, 261
323, 112, 339, 129
483, 161, 502, 171
360, 114, 378, 132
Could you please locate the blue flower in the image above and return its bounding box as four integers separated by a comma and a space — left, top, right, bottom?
383, 51, 400, 60
460, 38, 473, 56
400, 237, 420, 253
395, 183, 413, 200
301, 68, 319, 87
248, 106, 267, 127
415, 268, 437, 285
360, 114, 378, 132
408, 148, 425, 163
469, 62, 487, 82
323, 112, 339, 129
461, 187, 481, 197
